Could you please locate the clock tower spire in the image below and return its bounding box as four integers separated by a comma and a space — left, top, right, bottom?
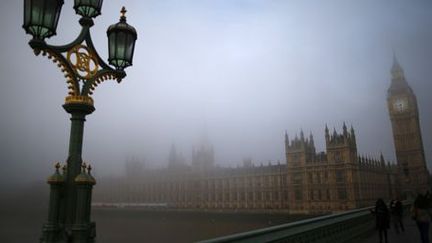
387, 55, 429, 196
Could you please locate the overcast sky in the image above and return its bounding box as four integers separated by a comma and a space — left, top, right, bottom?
0, 0, 431, 185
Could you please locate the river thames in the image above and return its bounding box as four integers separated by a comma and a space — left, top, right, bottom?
0, 191, 313, 243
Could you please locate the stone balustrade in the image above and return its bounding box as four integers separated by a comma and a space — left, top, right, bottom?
198, 203, 410, 243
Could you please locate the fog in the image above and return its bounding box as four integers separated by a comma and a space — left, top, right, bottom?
0, 0, 431, 189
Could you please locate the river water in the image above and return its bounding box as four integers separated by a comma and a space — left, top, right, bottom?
0, 188, 312, 243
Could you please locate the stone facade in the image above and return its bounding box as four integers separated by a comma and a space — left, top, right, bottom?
95, 124, 401, 214
94, 57, 428, 214
285, 126, 399, 214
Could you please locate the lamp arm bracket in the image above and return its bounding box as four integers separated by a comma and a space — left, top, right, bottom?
83, 33, 112, 71
29, 44, 80, 96
27, 20, 129, 99
81, 69, 126, 96
44, 25, 115, 75
44, 26, 90, 53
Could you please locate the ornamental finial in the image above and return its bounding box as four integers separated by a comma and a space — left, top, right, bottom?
120, 7, 127, 21
55, 162, 61, 171
82, 162, 87, 173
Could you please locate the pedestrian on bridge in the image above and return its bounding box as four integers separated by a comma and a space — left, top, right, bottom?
411, 194, 431, 243
371, 198, 390, 243
390, 198, 405, 233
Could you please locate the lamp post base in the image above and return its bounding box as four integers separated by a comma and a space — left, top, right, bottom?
40, 101, 96, 243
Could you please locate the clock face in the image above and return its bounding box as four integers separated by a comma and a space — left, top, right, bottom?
393, 98, 408, 113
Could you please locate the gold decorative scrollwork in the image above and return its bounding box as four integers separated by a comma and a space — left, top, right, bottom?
64, 95, 94, 105
39, 49, 79, 96
67, 45, 99, 80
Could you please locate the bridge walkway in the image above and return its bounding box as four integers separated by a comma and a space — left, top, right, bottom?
358, 215, 421, 243
198, 203, 418, 243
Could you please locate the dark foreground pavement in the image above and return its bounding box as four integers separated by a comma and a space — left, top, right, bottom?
359, 215, 423, 243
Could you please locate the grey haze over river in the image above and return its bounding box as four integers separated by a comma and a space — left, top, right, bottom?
0, 187, 312, 243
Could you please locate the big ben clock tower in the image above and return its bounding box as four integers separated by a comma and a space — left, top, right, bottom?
387, 56, 429, 195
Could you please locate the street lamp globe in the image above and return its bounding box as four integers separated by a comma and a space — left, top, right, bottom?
74, 0, 103, 18
23, 0, 64, 40
107, 7, 137, 70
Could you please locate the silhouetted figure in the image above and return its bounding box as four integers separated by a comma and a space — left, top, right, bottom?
390, 198, 405, 233
371, 198, 390, 243
411, 194, 431, 243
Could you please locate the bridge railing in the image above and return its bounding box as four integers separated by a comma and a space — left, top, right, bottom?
198, 203, 411, 243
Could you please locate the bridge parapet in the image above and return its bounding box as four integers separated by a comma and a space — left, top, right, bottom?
198, 203, 411, 243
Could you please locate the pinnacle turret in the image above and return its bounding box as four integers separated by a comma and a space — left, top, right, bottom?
343, 122, 348, 137
391, 53, 404, 78
388, 54, 412, 95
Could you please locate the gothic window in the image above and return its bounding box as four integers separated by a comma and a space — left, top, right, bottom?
337, 188, 347, 200
266, 192, 271, 200
248, 192, 253, 201
292, 173, 303, 184
336, 170, 345, 183
248, 178, 253, 187
275, 192, 280, 200
283, 191, 288, 200
295, 189, 302, 201
335, 152, 342, 162
240, 192, 245, 201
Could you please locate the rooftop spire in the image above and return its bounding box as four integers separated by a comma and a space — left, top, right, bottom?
343, 122, 348, 136
325, 124, 329, 138
388, 54, 412, 94
350, 125, 356, 139
391, 52, 404, 79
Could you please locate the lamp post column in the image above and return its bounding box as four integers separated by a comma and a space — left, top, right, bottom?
23, 2, 137, 242
62, 101, 95, 231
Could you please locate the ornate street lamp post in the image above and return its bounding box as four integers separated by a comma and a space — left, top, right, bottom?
22, 1, 137, 242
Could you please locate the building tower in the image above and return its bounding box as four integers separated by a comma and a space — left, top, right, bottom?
387, 55, 429, 195
168, 144, 186, 169
325, 124, 360, 209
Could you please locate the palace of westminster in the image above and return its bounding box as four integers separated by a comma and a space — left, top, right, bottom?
95, 57, 430, 214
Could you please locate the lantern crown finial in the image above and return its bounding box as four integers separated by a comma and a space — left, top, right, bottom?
120, 6, 127, 21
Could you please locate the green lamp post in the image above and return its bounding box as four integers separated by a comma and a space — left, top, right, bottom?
23, 0, 137, 242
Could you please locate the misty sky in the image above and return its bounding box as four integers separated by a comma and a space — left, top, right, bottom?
0, 0, 431, 185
